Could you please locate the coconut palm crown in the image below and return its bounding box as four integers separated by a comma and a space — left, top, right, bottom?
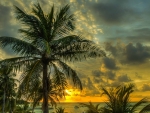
101, 84, 150, 113
0, 3, 105, 113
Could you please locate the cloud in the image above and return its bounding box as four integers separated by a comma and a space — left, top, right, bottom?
135, 72, 142, 79
110, 81, 123, 87
104, 42, 150, 64
92, 70, 103, 77
82, 77, 100, 96
134, 28, 150, 35
88, 0, 140, 25
0, 4, 16, 36
0, 4, 11, 27
92, 77, 105, 84
105, 71, 116, 80
121, 28, 150, 44
141, 84, 150, 91
117, 74, 132, 82
124, 43, 150, 63
105, 42, 117, 56
102, 57, 119, 70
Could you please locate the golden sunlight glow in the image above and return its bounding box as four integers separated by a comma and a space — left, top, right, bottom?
62, 89, 83, 102
65, 89, 81, 96
65, 89, 72, 96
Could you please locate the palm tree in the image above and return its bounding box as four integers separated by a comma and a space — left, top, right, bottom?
0, 3, 105, 113
101, 84, 150, 113
55, 107, 65, 113
0, 66, 18, 113
80, 102, 101, 113
14, 101, 32, 113
17, 64, 65, 112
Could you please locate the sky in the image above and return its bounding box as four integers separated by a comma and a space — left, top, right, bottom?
1, 0, 150, 102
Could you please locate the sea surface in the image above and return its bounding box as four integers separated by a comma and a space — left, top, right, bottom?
33, 102, 150, 113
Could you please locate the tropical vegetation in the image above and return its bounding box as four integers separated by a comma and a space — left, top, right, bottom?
0, 66, 18, 113
0, 3, 105, 113
55, 107, 65, 113
81, 84, 150, 113
80, 102, 101, 113
101, 84, 150, 113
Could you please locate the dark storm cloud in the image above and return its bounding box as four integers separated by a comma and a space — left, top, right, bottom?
84, 0, 150, 45
104, 42, 124, 58
124, 43, 150, 63
117, 74, 131, 82
141, 84, 150, 91
104, 42, 150, 64
103, 57, 118, 70
89, 0, 139, 24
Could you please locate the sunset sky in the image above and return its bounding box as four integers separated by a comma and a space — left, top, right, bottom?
1, 0, 150, 102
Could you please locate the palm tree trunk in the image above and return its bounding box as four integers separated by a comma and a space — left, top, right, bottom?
9, 96, 13, 113
43, 63, 49, 113
2, 90, 5, 113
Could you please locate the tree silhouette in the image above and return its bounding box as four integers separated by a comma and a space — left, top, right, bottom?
80, 102, 101, 113
101, 84, 150, 113
0, 3, 105, 113
0, 66, 18, 113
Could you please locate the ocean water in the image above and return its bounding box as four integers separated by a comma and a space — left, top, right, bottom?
33, 102, 150, 113
33, 102, 103, 113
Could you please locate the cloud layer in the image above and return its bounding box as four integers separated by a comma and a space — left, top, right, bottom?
1, 0, 150, 100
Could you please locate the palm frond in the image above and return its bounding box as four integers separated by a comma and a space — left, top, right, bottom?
51, 36, 105, 61
139, 103, 150, 113
0, 36, 41, 55
52, 5, 75, 38
80, 102, 100, 113
52, 60, 82, 90
53, 71, 68, 90
32, 3, 48, 39
19, 60, 41, 91
14, 6, 42, 37
50, 35, 91, 49
51, 62, 68, 95
56, 107, 65, 113
47, 5, 54, 41
32, 3, 47, 27
0, 56, 40, 72
32, 92, 43, 110
130, 98, 149, 113
48, 95, 57, 107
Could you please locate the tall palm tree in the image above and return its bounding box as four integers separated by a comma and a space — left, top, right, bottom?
0, 3, 105, 113
0, 66, 18, 113
101, 84, 150, 113
17, 62, 66, 111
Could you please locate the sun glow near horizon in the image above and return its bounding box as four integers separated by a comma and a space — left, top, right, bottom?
61, 89, 145, 103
